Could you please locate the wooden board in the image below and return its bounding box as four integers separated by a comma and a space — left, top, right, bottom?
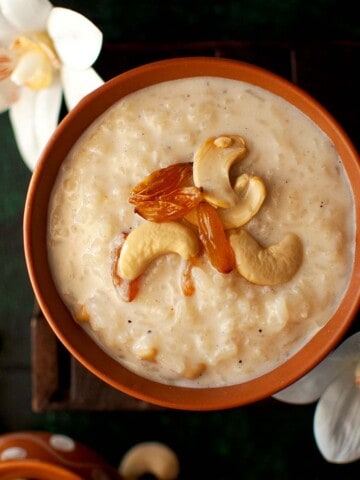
31, 40, 359, 412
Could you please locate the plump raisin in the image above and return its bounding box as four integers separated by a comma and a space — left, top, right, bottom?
133, 186, 203, 222
197, 202, 235, 274
129, 162, 193, 201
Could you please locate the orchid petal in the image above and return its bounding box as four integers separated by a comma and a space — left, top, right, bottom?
0, 7, 17, 45
0, 78, 19, 112
273, 333, 360, 404
47, 7, 102, 71
273, 353, 347, 404
9, 75, 62, 170
328, 332, 360, 362
11, 50, 53, 90
61, 65, 103, 110
0, 0, 52, 33
314, 367, 360, 463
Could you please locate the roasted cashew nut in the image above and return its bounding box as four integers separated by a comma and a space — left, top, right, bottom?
184, 173, 266, 230
117, 221, 199, 280
229, 229, 303, 285
218, 173, 266, 229
119, 441, 180, 480
193, 134, 247, 208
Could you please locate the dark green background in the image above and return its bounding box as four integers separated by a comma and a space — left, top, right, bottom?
49, 0, 360, 43
0, 1, 359, 478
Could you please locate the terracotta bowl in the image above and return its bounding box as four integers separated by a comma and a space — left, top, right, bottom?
0, 431, 122, 479
23, 57, 360, 410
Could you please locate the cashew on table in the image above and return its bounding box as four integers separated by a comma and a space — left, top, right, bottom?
119, 441, 180, 480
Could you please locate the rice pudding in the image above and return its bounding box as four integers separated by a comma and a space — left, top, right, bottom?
47, 76, 355, 387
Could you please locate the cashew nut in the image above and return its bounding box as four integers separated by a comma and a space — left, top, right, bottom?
193, 134, 247, 208
119, 441, 180, 480
219, 174, 266, 228
117, 221, 199, 280
229, 229, 303, 285
184, 174, 266, 229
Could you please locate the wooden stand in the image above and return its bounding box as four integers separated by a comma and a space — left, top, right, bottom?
30, 40, 359, 412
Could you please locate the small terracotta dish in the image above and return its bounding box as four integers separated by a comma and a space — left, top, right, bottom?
0, 431, 121, 479
24, 57, 360, 410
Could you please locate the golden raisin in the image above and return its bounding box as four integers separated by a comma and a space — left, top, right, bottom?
197, 202, 235, 274
133, 186, 203, 222
129, 162, 193, 201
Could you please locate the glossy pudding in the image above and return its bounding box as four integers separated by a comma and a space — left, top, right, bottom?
47, 76, 355, 387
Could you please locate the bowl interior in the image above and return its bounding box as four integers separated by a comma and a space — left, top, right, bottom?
24, 57, 360, 410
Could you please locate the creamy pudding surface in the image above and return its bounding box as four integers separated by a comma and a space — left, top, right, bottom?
47, 76, 355, 387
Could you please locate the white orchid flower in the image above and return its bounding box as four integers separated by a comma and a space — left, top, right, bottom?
0, 0, 104, 170
273, 332, 360, 464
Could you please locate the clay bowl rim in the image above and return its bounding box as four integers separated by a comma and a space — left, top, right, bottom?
24, 56, 360, 411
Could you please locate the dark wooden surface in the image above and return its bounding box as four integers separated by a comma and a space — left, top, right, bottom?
31, 40, 360, 412
31, 305, 160, 411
